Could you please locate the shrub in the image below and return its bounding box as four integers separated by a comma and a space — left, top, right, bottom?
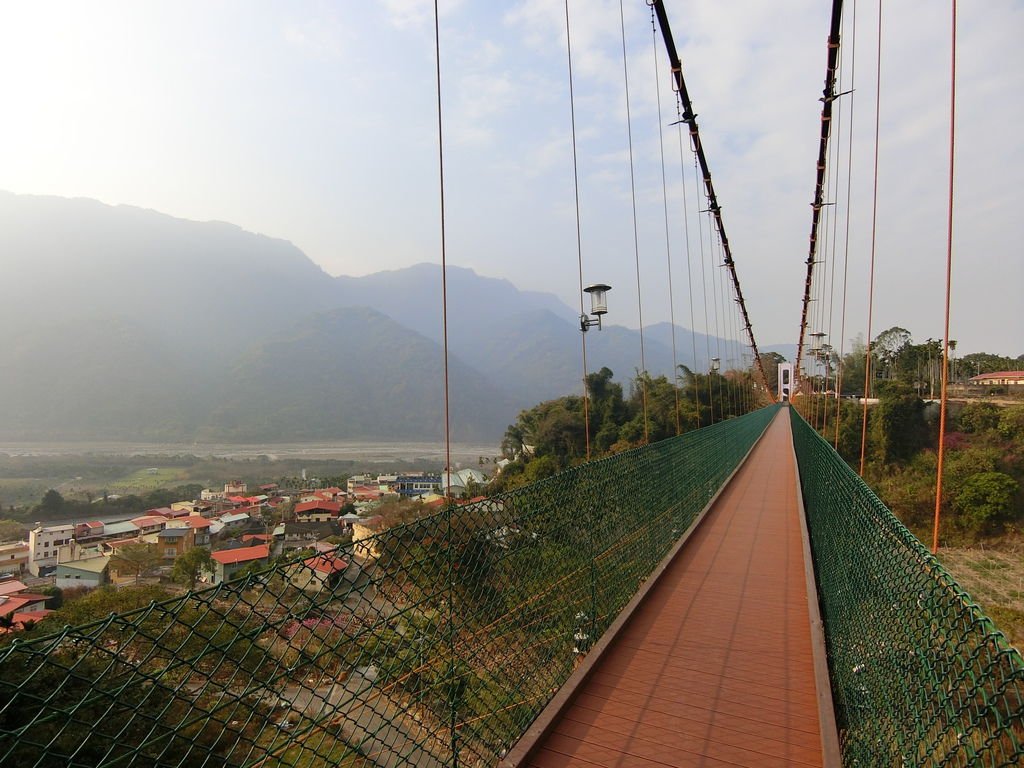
958, 402, 1002, 433
953, 472, 1020, 533
998, 404, 1024, 441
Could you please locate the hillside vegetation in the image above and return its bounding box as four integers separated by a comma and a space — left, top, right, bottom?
491, 366, 761, 492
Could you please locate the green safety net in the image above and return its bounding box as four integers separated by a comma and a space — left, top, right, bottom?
0, 407, 775, 767
790, 408, 1024, 767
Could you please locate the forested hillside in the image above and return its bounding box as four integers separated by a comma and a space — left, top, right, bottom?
0, 192, 748, 443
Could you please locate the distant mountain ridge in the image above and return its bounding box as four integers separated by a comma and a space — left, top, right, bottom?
0, 192, 779, 443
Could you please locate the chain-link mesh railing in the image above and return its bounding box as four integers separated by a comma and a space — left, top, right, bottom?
0, 408, 774, 767
790, 408, 1024, 767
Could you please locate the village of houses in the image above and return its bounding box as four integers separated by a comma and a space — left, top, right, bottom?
0, 467, 488, 630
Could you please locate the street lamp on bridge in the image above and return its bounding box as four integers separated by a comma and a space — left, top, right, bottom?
580, 283, 611, 332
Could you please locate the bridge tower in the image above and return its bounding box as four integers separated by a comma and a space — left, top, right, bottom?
778, 362, 794, 402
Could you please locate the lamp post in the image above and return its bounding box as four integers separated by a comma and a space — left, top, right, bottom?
580, 284, 611, 332
579, 283, 611, 461
809, 332, 826, 389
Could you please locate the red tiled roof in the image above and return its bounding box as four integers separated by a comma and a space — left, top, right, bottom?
106, 537, 144, 549
210, 545, 270, 566
295, 500, 341, 515
130, 516, 167, 529
0, 580, 29, 597
969, 370, 1024, 381
302, 554, 348, 575
0, 594, 49, 618
242, 533, 271, 544
180, 517, 212, 529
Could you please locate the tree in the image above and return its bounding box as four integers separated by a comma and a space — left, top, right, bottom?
171, 547, 215, 590
759, 352, 787, 394
954, 472, 1020, 533
0, 518, 27, 543
840, 334, 868, 395
961, 351, 1020, 377
998, 405, 1024, 442
872, 383, 929, 464
39, 489, 65, 515
110, 543, 163, 586
958, 402, 1001, 434
32, 585, 173, 631
36, 585, 63, 609
873, 326, 913, 379
900, 338, 943, 394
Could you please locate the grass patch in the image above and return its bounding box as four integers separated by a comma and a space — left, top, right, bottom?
108, 467, 189, 494
986, 605, 1024, 651
269, 739, 368, 767
939, 544, 1024, 649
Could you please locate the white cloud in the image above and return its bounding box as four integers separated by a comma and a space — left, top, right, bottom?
381, 0, 466, 29
0, 0, 1018, 356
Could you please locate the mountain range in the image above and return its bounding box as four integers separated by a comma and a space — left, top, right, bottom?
0, 192, 793, 443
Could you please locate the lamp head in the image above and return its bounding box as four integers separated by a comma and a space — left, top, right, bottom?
583, 283, 611, 316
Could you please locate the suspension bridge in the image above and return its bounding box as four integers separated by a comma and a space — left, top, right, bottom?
1, 1, 1021, 766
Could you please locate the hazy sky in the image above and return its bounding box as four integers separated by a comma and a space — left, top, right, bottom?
0, 1, 1020, 357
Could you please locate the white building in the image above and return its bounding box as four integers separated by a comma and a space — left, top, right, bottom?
55, 555, 111, 590
0, 541, 29, 574
442, 468, 487, 497
28, 524, 75, 576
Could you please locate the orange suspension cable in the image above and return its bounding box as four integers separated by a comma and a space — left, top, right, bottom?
651, 5, 681, 436
676, 111, 701, 430
835, 0, 858, 450
564, 0, 592, 461
696, 168, 714, 423
932, 0, 957, 554
431, 0, 452, 499
859, 0, 882, 477
709, 220, 725, 419
618, 0, 649, 443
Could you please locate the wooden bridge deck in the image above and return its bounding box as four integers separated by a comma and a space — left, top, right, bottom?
505, 408, 839, 767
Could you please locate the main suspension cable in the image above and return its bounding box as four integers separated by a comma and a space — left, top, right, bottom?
795, 0, 845, 383
650, 0, 773, 398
